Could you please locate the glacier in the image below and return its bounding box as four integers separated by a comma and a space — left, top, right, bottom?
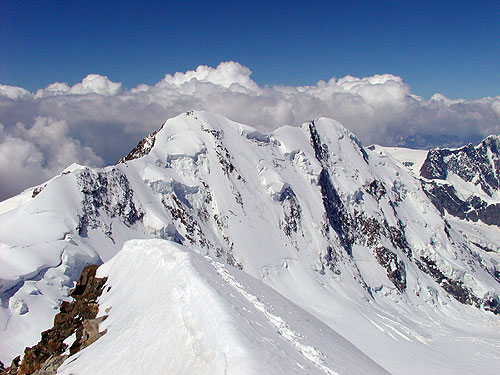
1, 111, 499, 374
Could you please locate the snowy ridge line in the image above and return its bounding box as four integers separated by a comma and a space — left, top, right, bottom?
203, 254, 340, 375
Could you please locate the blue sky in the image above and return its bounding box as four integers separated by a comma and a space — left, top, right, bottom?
1, 0, 498, 99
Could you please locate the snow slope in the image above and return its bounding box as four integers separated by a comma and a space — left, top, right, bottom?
0, 164, 149, 362
369, 145, 428, 176
2, 111, 500, 374
58, 239, 388, 375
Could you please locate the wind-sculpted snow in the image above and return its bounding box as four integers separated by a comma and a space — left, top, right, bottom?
57, 239, 388, 375
1, 111, 500, 374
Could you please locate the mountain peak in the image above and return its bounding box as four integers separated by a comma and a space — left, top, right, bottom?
118, 111, 364, 167
2, 112, 500, 374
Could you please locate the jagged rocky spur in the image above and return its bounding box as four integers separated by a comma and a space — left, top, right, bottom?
420, 135, 500, 227
1, 265, 107, 375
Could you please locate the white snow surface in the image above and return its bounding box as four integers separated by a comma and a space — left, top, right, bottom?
58, 239, 388, 375
1, 111, 500, 374
371, 145, 428, 176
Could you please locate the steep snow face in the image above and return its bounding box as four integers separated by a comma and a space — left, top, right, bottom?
1, 111, 500, 374
58, 239, 389, 375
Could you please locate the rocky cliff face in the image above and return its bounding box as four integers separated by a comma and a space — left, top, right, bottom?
420, 136, 500, 194
420, 135, 500, 227
76, 167, 143, 240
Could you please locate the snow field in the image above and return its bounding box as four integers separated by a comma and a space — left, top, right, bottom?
58, 239, 388, 375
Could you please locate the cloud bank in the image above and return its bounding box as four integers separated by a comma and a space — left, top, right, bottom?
1, 61, 500, 200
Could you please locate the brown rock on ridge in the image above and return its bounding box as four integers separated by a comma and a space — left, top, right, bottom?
1, 265, 108, 375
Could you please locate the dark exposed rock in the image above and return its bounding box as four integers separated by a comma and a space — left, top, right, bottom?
467, 195, 487, 210
374, 247, 407, 292
1, 265, 107, 375
76, 168, 143, 238
320, 246, 341, 275
420, 135, 500, 196
308, 121, 330, 163
163, 193, 242, 269
216, 143, 236, 176
420, 149, 447, 180
318, 169, 352, 255
467, 203, 500, 226
117, 125, 163, 164
422, 181, 500, 227
279, 186, 302, 236
441, 279, 479, 305
231, 186, 244, 207
482, 294, 500, 315
365, 180, 387, 201
353, 210, 410, 256
415, 256, 481, 306
31, 185, 46, 199
351, 210, 409, 291
201, 127, 244, 181
422, 181, 468, 218
354, 212, 381, 248
163, 194, 209, 248
387, 222, 412, 258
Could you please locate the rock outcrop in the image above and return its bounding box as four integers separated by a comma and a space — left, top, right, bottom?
420, 135, 500, 227
1, 265, 107, 375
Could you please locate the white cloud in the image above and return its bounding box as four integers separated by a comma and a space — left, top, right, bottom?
157, 61, 258, 91
1, 61, 499, 200
69, 74, 123, 96
0, 85, 31, 100
0, 117, 103, 199
34, 82, 70, 98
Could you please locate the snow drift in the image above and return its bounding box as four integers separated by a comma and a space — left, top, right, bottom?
57, 239, 388, 375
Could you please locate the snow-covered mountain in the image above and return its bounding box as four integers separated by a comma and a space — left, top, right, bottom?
1, 111, 500, 374
419, 136, 500, 228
